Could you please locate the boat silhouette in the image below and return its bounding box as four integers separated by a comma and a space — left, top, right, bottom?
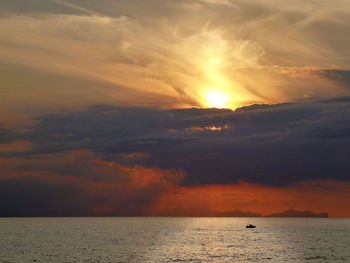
246, 224, 256, 228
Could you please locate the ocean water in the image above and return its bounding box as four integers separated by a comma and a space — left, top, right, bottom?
0, 218, 349, 263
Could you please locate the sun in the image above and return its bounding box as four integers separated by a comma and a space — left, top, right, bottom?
205, 90, 229, 108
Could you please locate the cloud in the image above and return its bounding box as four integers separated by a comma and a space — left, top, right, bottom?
47, 0, 100, 16
0, 175, 90, 217
0, 140, 32, 153
0, 127, 16, 144
120, 152, 151, 160
150, 181, 349, 217
1, 0, 350, 217
1, 0, 350, 112
11, 98, 349, 186
0, 149, 185, 216
1, 98, 350, 216
316, 69, 350, 88
0, 149, 348, 216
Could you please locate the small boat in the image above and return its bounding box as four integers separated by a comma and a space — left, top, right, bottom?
246, 224, 256, 228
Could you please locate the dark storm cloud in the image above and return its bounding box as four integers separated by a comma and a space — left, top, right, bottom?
8, 97, 348, 186
0, 175, 149, 217
317, 69, 350, 88
0, 154, 185, 216
0, 127, 16, 144
0, 176, 90, 217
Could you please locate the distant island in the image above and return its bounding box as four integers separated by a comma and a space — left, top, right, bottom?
205, 209, 329, 218
265, 209, 328, 218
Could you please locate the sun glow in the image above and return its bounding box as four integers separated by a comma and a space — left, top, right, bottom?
205, 91, 229, 108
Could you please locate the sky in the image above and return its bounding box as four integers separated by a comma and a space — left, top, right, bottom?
0, 0, 350, 217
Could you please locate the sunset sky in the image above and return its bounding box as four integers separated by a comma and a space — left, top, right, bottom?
0, 0, 350, 217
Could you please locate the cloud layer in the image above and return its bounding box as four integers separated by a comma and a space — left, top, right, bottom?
1, 98, 350, 216
15, 98, 350, 186
1, 0, 350, 217
1, 0, 350, 115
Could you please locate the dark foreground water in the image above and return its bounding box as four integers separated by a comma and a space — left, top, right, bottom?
0, 218, 349, 263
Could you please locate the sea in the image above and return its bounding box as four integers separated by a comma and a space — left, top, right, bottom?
0, 217, 349, 263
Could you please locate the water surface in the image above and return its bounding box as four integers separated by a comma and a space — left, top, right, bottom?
0, 217, 349, 262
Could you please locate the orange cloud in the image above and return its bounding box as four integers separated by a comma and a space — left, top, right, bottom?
0, 149, 349, 217
204, 124, 229, 131
89, 159, 115, 167
186, 126, 204, 132
0, 149, 187, 216
151, 181, 350, 218
132, 166, 184, 187
0, 140, 32, 153
185, 124, 229, 132
120, 152, 150, 159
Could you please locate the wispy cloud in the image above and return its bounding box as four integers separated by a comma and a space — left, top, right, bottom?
48, 0, 101, 16
1, 0, 350, 112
